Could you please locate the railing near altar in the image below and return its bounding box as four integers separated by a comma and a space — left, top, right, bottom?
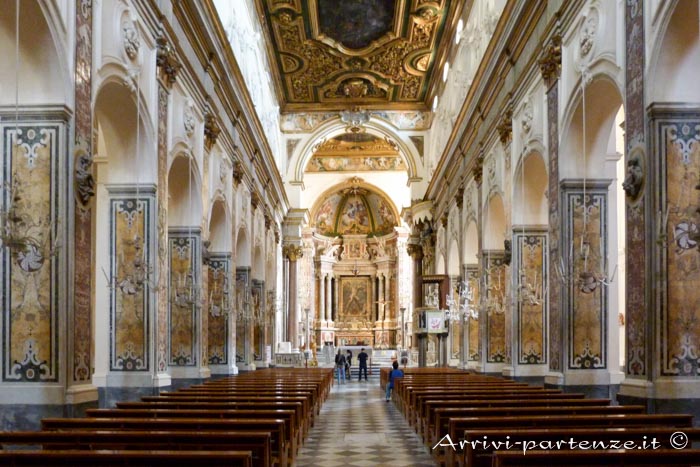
274, 353, 304, 367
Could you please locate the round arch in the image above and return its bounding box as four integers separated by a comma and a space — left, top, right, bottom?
291, 117, 422, 184
168, 153, 202, 227
513, 150, 548, 225
447, 238, 460, 276
648, 1, 700, 102
208, 197, 230, 252
484, 193, 506, 250
235, 226, 251, 267
463, 220, 479, 265
559, 73, 624, 179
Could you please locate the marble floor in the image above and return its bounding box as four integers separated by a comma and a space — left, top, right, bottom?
295, 380, 435, 467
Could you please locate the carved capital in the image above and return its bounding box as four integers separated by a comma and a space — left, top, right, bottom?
232, 160, 244, 187
440, 214, 448, 228
406, 243, 423, 260
455, 186, 464, 209
496, 100, 513, 145
538, 34, 562, 86
204, 111, 221, 150
283, 244, 303, 261
251, 191, 260, 211
264, 212, 272, 230
472, 152, 484, 185
156, 35, 182, 86
274, 229, 280, 244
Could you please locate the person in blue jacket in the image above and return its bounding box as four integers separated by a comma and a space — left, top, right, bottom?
385, 360, 404, 402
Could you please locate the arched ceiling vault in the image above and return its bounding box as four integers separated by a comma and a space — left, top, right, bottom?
310, 177, 401, 237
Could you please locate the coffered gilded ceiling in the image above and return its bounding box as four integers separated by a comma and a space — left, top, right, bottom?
255, 0, 458, 111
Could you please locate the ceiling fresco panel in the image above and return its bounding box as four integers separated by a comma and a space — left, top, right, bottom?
257, 0, 456, 111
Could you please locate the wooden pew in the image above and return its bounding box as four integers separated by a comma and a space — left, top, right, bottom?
85, 407, 300, 458
41, 417, 289, 467
492, 449, 700, 466
461, 427, 700, 467
0, 449, 253, 466
0, 430, 271, 467
116, 400, 308, 436
411, 391, 586, 427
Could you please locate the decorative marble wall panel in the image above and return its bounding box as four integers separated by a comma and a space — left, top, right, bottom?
562, 182, 609, 370
513, 231, 547, 364
235, 268, 250, 362
207, 255, 230, 365
252, 279, 265, 358
168, 229, 200, 366
108, 188, 155, 372
465, 266, 480, 361
654, 115, 700, 376
2, 122, 64, 382
483, 252, 506, 363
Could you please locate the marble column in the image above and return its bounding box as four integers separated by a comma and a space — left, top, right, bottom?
69, 0, 95, 403
319, 274, 326, 323
283, 245, 303, 352
620, 0, 649, 394
326, 275, 332, 322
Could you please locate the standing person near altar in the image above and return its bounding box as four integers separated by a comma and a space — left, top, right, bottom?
357, 348, 369, 381
335, 350, 346, 384
345, 349, 353, 379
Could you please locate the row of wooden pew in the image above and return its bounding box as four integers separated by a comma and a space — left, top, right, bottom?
0, 367, 334, 466
385, 367, 700, 466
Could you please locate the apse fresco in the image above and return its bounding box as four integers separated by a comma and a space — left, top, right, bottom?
314, 193, 343, 233
662, 119, 700, 376
3, 124, 60, 382
169, 232, 199, 366
338, 195, 371, 234
515, 232, 547, 365
565, 187, 607, 370
207, 256, 229, 365
313, 187, 398, 236
366, 194, 397, 234
109, 192, 154, 372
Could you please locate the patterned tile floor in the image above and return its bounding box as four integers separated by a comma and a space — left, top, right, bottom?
295, 380, 436, 466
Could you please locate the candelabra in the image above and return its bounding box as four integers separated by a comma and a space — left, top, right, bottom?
173, 270, 201, 307
208, 270, 230, 317
102, 233, 158, 296
483, 265, 505, 315
1, 178, 60, 266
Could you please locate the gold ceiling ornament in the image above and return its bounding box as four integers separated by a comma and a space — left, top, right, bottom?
256, 0, 457, 111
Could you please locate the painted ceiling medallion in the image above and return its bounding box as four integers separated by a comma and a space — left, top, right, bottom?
256, 0, 457, 111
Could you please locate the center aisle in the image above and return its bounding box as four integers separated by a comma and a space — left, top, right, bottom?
295, 380, 436, 466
